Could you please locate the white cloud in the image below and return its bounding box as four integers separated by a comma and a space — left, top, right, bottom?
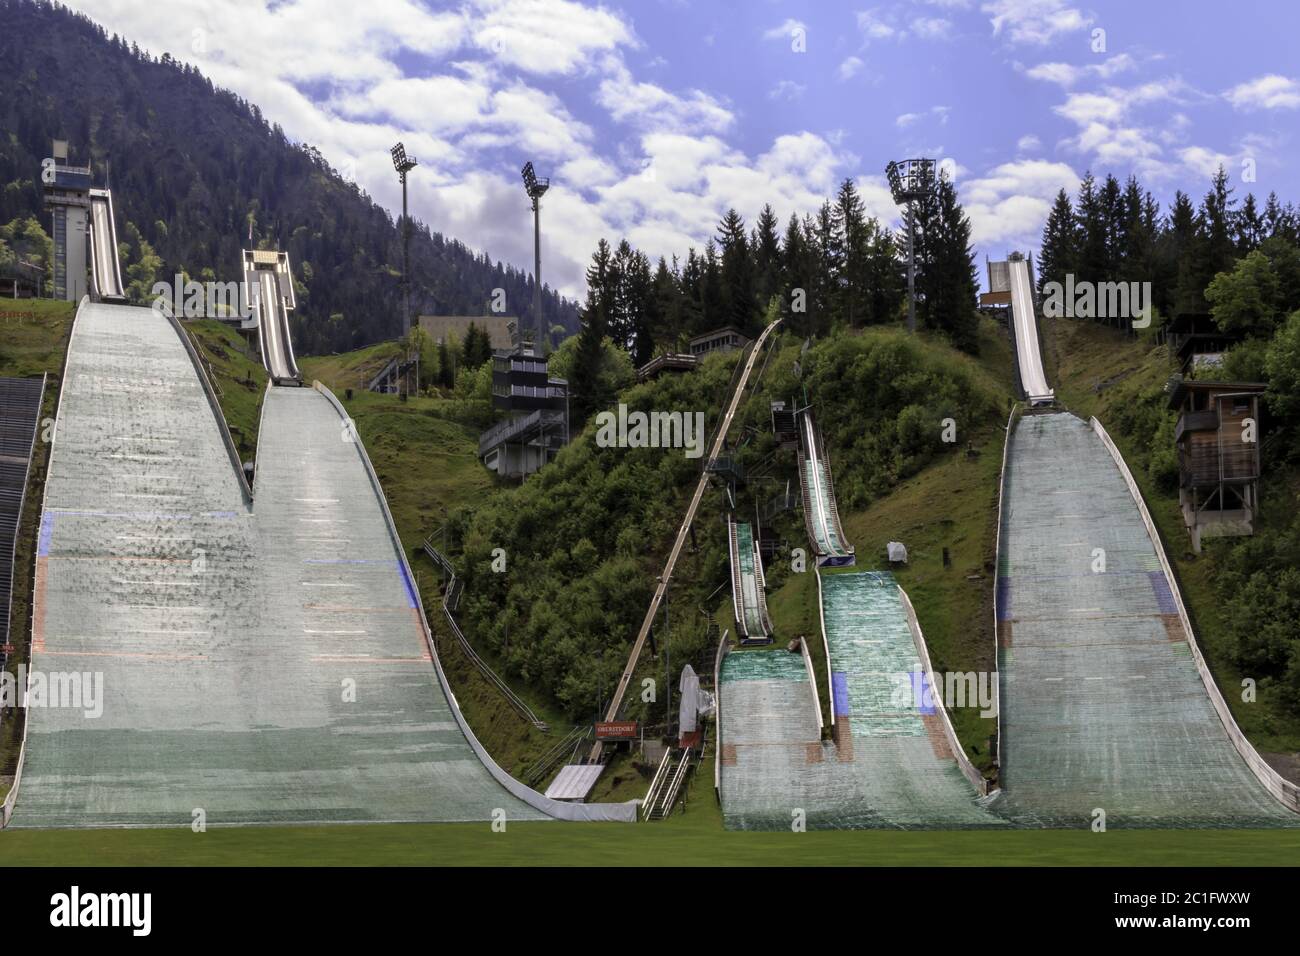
963, 159, 1080, 246
596, 58, 734, 134
763, 18, 807, 41
1178, 145, 1234, 179
1017, 134, 1042, 152
1072, 123, 1161, 166
769, 80, 807, 101
1047, 76, 1208, 176
1055, 91, 1127, 126
856, 6, 958, 46
857, 9, 898, 41
838, 56, 865, 81
472, 0, 633, 75
1224, 74, 1300, 111
1025, 54, 1135, 87
896, 105, 951, 127
913, 17, 953, 40
982, 0, 1091, 45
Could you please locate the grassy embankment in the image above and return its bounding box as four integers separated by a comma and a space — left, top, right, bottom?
0, 299, 74, 799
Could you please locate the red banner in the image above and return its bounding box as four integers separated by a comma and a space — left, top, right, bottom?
594, 721, 638, 740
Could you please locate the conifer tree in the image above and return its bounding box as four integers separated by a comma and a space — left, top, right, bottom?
1038, 188, 1079, 296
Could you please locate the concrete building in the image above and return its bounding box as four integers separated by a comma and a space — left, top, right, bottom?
479, 343, 569, 478
418, 315, 516, 351
42, 140, 91, 303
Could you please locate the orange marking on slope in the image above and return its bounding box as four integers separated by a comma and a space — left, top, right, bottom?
38, 650, 210, 661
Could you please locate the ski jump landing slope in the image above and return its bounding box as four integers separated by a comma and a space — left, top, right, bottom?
991, 412, 1296, 827
13, 302, 628, 826
1008, 258, 1052, 404
719, 572, 1001, 830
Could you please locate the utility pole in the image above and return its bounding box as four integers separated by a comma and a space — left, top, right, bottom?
664, 588, 672, 746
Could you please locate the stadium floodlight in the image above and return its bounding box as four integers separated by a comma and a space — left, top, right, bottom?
520, 161, 551, 352
886, 158, 935, 334
392, 142, 419, 391
391, 142, 416, 175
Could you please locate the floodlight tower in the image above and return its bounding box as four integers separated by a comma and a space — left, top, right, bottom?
391, 142, 418, 339
521, 161, 550, 352
886, 157, 936, 334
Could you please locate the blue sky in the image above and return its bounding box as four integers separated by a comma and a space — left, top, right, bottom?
67, 0, 1300, 298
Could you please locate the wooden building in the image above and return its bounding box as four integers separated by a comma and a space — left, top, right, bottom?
1164, 313, 1242, 376
636, 352, 698, 383
1167, 377, 1264, 553
688, 326, 750, 357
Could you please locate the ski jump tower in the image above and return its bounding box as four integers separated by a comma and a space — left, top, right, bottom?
41, 140, 91, 302
41, 140, 127, 303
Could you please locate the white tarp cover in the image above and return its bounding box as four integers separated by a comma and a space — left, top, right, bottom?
887, 541, 908, 563
544, 764, 604, 801
679, 665, 700, 733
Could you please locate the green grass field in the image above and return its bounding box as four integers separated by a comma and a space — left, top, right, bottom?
183, 320, 268, 462
3, 818, 1298, 866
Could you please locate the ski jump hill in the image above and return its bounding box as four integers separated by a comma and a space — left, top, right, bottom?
989, 256, 1297, 826
4, 299, 634, 827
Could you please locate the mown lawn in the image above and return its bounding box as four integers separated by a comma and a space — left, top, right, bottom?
3, 819, 1298, 867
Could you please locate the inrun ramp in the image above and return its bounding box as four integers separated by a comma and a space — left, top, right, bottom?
256, 270, 299, 382
797, 409, 854, 566
990, 412, 1296, 827
719, 572, 1000, 829
88, 189, 126, 302
728, 518, 772, 642
10, 301, 574, 826
592, 317, 782, 762
1008, 258, 1052, 404
244, 250, 301, 383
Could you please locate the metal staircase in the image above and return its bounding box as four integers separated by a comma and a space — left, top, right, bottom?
643, 748, 694, 820
637, 749, 691, 822
421, 535, 548, 731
